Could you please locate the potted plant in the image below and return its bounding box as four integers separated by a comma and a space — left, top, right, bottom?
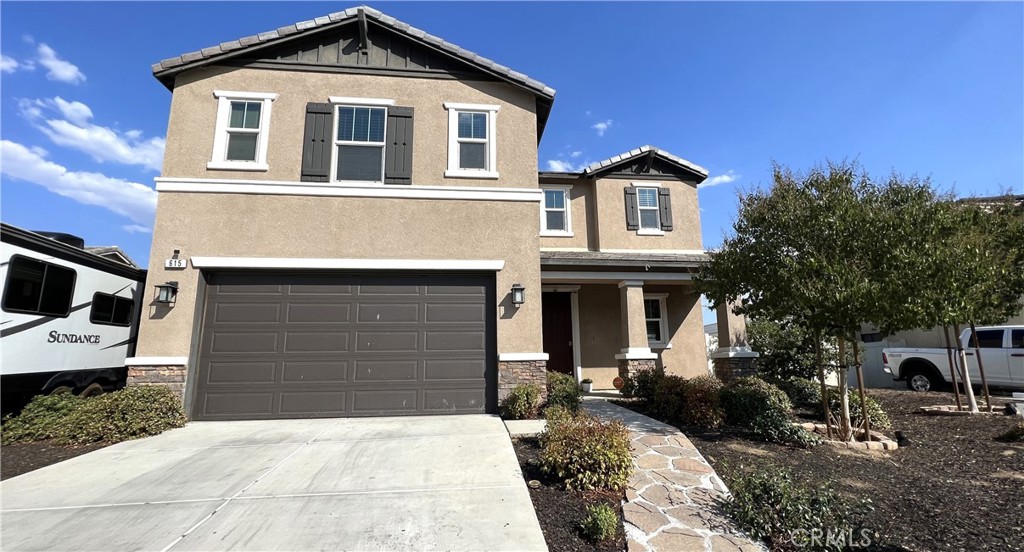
581, 378, 594, 393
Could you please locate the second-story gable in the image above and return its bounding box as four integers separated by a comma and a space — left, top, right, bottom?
155, 6, 554, 189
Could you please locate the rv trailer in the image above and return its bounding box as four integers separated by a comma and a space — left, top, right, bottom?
1, 223, 146, 412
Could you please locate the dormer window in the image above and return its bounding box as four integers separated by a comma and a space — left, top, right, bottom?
444, 102, 499, 179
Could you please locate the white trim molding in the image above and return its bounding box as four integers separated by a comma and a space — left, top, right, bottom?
498, 353, 550, 362
328, 96, 396, 106
155, 178, 543, 203
538, 248, 708, 255
125, 356, 188, 366
543, 271, 694, 282
539, 184, 573, 237
189, 257, 505, 271
209, 91, 278, 172
618, 280, 644, 288
614, 347, 659, 360
710, 347, 760, 359
444, 102, 500, 179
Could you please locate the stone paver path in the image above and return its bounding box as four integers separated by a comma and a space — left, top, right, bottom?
583, 400, 764, 552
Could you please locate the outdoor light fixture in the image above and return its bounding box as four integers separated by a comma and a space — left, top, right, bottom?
155, 281, 179, 305
511, 283, 526, 306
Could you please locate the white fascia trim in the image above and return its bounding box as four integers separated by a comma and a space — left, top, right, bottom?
443, 102, 501, 112
618, 280, 644, 288
154, 179, 542, 203
206, 161, 269, 172
538, 248, 707, 255
214, 90, 279, 100
189, 257, 506, 271
631, 181, 663, 188
125, 356, 188, 366
329, 96, 395, 106
542, 271, 694, 282
444, 169, 500, 179
614, 348, 659, 360
498, 353, 550, 362
710, 347, 760, 359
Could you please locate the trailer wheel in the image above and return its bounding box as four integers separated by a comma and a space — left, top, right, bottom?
49, 385, 74, 395
78, 383, 105, 398
906, 367, 939, 392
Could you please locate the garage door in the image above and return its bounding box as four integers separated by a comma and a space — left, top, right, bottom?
191, 272, 496, 420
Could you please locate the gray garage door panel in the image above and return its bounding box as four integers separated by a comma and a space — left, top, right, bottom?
192, 272, 496, 420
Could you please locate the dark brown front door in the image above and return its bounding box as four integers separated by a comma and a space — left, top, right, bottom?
542, 292, 573, 375
191, 272, 496, 420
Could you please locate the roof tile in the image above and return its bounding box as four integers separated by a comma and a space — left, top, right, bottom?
257, 30, 279, 41
295, 19, 317, 31
200, 46, 223, 57
276, 25, 299, 36
219, 40, 243, 52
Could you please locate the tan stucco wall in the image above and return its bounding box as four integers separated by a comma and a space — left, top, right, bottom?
576, 283, 707, 389
137, 192, 543, 359
593, 178, 702, 251
164, 66, 538, 187
538, 182, 596, 250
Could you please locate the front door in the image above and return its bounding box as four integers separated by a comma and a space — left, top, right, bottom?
542, 292, 574, 375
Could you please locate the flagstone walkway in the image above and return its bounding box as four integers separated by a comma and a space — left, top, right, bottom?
582, 400, 764, 552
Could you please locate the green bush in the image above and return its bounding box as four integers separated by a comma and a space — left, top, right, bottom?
996, 421, 1024, 442
501, 384, 540, 420
1, 387, 186, 445
679, 375, 724, 429
543, 404, 574, 426
651, 375, 688, 425
541, 411, 632, 491
825, 389, 891, 430
621, 366, 664, 402
723, 465, 869, 552
580, 503, 619, 542
747, 317, 833, 380
721, 377, 818, 447
765, 376, 823, 410
546, 372, 582, 413
1, 393, 84, 444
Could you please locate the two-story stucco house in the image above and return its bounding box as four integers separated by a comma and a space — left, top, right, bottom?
130, 6, 745, 420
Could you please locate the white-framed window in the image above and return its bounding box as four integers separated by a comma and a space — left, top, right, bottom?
208, 90, 278, 171
540, 185, 573, 237
644, 294, 670, 348
331, 103, 388, 183
636, 186, 663, 235
444, 102, 499, 179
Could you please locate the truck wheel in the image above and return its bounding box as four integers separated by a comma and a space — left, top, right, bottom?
906, 369, 938, 392
78, 383, 105, 398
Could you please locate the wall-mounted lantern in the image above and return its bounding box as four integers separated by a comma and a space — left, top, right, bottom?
155, 281, 179, 305
511, 283, 526, 306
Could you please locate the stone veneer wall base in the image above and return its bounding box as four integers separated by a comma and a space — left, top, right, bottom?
617, 358, 658, 382
712, 356, 758, 383
127, 365, 187, 399
498, 360, 548, 402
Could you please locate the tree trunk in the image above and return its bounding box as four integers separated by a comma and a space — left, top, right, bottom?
953, 324, 979, 414
969, 320, 994, 413
942, 326, 963, 410
852, 337, 870, 438
837, 336, 852, 441
814, 330, 832, 440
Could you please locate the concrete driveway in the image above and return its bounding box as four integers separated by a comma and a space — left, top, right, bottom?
0, 415, 546, 551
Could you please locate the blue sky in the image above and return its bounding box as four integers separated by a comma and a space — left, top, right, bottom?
2, 1, 1022, 274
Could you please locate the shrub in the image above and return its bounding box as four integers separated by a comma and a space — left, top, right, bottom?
747, 317, 833, 380
765, 376, 823, 410
1, 393, 84, 444
501, 384, 540, 420
541, 411, 632, 491
995, 421, 1024, 442
621, 365, 664, 402
543, 404, 574, 426
721, 377, 818, 447
546, 372, 582, 413
679, 375, 724, 429
826, 389, 892, 430
651, 374, 688, 425
580, 503, 619, 542
722, 465, 869, 552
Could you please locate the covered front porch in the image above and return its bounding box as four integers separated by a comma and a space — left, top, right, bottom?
539, 251, 715, 390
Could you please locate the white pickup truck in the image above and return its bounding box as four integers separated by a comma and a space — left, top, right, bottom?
882, 325, 1024, 392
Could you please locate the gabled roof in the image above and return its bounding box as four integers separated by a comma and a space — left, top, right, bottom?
152, 5, 556, 100
85, 246, 139, 268
583, 145, 708, 180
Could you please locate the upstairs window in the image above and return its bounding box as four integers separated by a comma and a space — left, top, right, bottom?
209, 91, 278, 171
90, 292, 134, 327
637, 187, 661, 231
444, 102, 499, 179
2, 255, 76, 317
540, 185, 572, 236
334, 105, 387, 183
625, 183, 673, 234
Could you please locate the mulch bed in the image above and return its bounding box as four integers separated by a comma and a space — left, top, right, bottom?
1, 440, 107, 480
625, 389, 1024, 552
512, 437, 626, 552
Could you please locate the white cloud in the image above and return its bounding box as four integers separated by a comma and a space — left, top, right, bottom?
698, 170, 740, 190
592, 119, 613, 137
1, 55, 21, 73
122, 224, 152, 234
546, 159, 588, 172
36, 43, 85, 84
570, 150, 583, 158
19, 97, 165, 171
1, 140, 157, 224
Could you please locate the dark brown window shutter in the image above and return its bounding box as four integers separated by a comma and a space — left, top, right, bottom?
658, 187, 674, 231
384, 106, 414, 185
624, 187, 639, 230
300, 102, 333, 182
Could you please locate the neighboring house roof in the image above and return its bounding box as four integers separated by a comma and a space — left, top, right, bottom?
540, 250, 707, 269
583, 146, 709, 179
151, 5, 556, 135
84, 246, 139, 268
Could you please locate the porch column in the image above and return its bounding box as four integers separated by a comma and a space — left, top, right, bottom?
711, 301, 759, 382
614, 280, 657, 383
